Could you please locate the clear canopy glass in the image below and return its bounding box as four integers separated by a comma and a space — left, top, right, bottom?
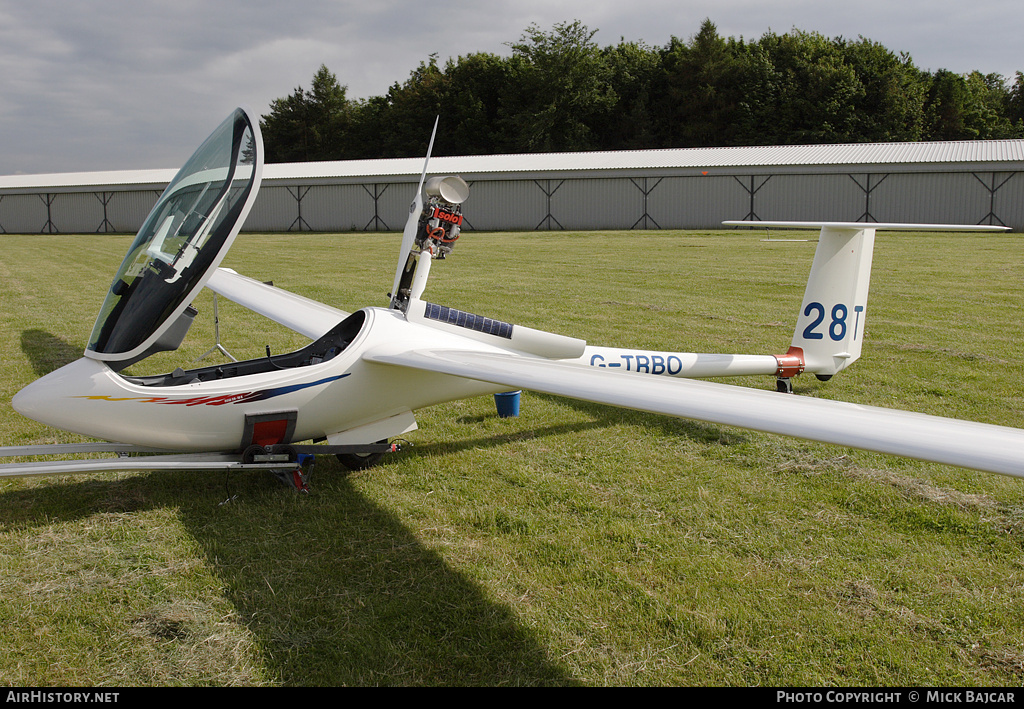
87, 108, 261, 361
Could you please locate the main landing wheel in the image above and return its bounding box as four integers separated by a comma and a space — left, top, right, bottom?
336, 440, 389, 471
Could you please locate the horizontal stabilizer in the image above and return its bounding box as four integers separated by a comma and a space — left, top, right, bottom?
725, 220, 1010, 375
724, 220, 1010, 232
206, 268, 348, 339
364, 346, 1024, 478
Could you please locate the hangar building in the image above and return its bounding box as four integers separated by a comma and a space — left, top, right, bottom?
0, 140, 1022, 233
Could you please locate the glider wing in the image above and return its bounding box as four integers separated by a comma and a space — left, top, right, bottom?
363, 346, 1024, 478
206, 267, 348, 339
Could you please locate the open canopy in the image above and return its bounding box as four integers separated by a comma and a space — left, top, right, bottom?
86, 107, 263, 367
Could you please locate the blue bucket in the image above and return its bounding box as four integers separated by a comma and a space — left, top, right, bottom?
494, 390, 521, 418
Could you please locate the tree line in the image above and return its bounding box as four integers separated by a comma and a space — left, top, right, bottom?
260, 19, 1024, 163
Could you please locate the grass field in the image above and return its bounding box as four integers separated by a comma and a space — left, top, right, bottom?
1, 228, 1023, 686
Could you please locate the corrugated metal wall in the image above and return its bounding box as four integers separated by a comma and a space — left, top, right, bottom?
1, 169, 1020, 234
651, 176, 755, 227
0, 189, 162, 234
463, 180, 550, 231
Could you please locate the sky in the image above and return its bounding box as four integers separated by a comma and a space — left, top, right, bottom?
0, 0, 1020, 176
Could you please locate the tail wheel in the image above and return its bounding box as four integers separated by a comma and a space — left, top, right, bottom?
336, 440, 388, 471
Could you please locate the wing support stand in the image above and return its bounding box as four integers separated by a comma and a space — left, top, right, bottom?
193, 294, 237, 363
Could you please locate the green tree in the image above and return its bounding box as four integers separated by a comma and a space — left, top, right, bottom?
342, 95, 390, 160
261, 65, 351, 162
843, 39, 928, 142
500, 20, 616, 152
962, 71, 1023, 138
440, 52, 518, 155
652, 20, 751, 147
751, 30, 866, 144
262, 22, 1023, 161
1008, 72, 1024, 126
925, 69, 985, 139
598, 39, 661, 150
376, 56, 450, 158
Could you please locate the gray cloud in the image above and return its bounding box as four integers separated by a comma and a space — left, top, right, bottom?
0, 0, 1019, 174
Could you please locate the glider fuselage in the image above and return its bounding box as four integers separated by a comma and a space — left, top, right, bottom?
13, 307, 503, 451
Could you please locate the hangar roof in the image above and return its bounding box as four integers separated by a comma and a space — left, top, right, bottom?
2, 139, 1023, 193
265, 139, 1024, 182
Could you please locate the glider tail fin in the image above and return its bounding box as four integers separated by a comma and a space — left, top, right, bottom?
722, 221, 879, 379
790, 224, 877, 378
723, 220, 1010, 381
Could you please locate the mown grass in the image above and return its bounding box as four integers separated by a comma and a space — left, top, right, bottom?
1, 228, 1023, 686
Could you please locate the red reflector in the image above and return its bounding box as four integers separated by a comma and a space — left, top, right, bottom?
251, 419, 290, 447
